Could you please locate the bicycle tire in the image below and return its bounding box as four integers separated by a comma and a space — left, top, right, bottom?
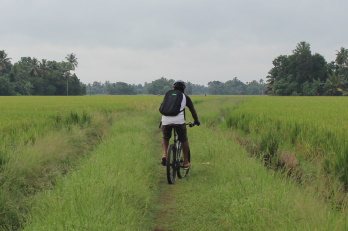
166, 144, 177, 184
178, 147, 191, 178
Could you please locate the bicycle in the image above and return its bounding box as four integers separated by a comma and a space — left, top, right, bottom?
166, 122, 195, 184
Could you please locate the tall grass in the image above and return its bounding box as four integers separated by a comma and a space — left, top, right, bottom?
0, 96, 134, 166
3, 95, 348, 230
23, 111, 160, 230
163, 124, 347, 230
224, 96, 348, 206
157, 97, 348, 230
0, 111, 111, 230
0, 96, 161, 230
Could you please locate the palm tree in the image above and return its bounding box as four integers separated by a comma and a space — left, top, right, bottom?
0, 50, 11, 72
40, 59, 49, 78
65, 53, 78, 71
293, 41, 311, 55
65, 53, 78, 96
324, 73, 344, 95
335, 47, 348, 67
29, 58, 40, 77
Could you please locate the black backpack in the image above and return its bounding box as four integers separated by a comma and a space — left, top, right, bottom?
159, 90, 185, 116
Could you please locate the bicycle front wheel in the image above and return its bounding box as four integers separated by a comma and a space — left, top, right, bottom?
178, 147, 190, 179
166, 144, 177, 184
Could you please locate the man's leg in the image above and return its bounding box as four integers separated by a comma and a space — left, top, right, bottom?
161, 125, 172, 165
177, 124, 190, 167
162, 138, 169, 157
182, 141, 190, 165
161, 138, 169, 165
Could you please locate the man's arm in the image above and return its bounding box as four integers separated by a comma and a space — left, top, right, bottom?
185, 95, 199, 122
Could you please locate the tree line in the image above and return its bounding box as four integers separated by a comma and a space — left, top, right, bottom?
0, 50, 267, 96
0, 51, 85, 96
3, 43, 348, 96
266, 41, 348, 96
87, 77, 266, 95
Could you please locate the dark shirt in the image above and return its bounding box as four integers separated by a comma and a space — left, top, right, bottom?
184, 94, 199, 122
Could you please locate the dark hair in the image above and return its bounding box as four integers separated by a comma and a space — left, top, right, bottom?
173, 80, 186, 92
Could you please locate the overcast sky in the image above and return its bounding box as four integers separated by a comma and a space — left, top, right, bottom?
2, 0, 348, 85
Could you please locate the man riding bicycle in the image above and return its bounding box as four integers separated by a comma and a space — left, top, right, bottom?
159, 80, 200, 168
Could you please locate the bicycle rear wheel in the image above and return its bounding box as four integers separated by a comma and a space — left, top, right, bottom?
166, 144, 177, 184
178, 147, 191, 178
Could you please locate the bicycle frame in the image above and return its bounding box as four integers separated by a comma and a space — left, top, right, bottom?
172, 126, 181, 158
171, 122, 194, 164
166, 123, 194, 184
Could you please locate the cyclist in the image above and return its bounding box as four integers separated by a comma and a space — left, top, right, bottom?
160, 80, 200, 168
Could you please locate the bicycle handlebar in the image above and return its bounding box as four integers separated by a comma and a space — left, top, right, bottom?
185, 122, 195, 127
160, 122, 198, 128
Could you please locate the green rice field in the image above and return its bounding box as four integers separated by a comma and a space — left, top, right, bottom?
0, 95, 347, 230
225, 97, 348, 205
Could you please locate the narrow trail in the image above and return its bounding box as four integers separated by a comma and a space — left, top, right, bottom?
150, 167, 179, 231
149, 129, 181, 231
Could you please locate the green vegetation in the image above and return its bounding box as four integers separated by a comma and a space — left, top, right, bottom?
207, 78, 265, 95
3, 42, 348, 97
0, 51, 85, 96
89, 77, 266, 96
1, 50, 265, 96
225, 96, 348, 206
0, 96, 160, 230
266, 42, 348, 96
23, 112, 160, 230
159, 121, 347, 230
0, 95, 347, 230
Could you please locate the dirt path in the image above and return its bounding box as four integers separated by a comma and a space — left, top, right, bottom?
149, 127, 184, 231
150, 165, 180, 231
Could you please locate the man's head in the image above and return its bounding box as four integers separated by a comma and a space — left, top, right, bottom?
173, 80, 186, 92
